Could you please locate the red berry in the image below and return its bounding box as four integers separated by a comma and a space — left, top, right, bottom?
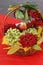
29, 10, 34, 17
35, 17, 41, 21
34, 20, 43, 27
26, 20, 36, 28
27, 22, 33, 28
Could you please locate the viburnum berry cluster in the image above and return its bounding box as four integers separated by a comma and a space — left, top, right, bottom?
29, 10, 41, 20
19, 33, 37, 47
27, 10, 43, 28
27, 20, 43, 28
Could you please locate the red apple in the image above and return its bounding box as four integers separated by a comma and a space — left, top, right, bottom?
19, 23, 27, 31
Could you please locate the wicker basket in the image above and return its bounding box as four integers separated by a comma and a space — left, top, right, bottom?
2, 5, 43, 56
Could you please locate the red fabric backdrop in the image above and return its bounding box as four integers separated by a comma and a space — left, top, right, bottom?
0, 14, 43, 65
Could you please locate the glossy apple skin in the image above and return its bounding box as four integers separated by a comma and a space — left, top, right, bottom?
19, 23, 27, 31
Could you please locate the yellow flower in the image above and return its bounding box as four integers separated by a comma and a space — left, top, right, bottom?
37, 36, 43, 45
37, 27, 43, 44
23, 47, 31, 52
2, 36, 9, 45
38, 27, 42, 34
37, 27, 42, 39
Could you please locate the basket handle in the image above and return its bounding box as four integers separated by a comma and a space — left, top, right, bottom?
3, 6, 21, 23
37, 8, 43, 19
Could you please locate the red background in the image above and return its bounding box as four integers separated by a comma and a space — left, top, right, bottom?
0, 14, 43, 65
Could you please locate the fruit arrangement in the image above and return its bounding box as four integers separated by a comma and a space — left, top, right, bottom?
2, 2, 43, 56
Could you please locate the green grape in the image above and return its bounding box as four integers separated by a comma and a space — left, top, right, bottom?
27, 28, 37, 35
5, 28, 21, 45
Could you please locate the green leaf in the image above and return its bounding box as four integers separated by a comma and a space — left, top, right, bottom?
24, 9, 29, 21
33, 45, 42, 50
20, 2, 37, 9
15, 10, 24, 19
8, 5, 16, 11
7, 44, 20, 54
